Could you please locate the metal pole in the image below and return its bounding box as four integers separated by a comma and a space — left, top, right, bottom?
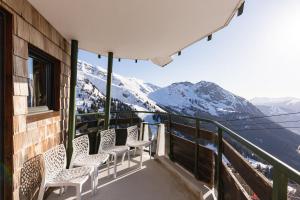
67, 40, 78, 167
272, 167, 288, 200
194, 119, 200, 179
217, 127, 223, 200
104, 52, 113, 129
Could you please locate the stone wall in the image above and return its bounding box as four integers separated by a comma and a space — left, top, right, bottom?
0, 0, 71, 199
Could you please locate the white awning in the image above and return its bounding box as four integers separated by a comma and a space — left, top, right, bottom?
28, 0, 244, 66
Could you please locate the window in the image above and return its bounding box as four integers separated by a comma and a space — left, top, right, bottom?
27, 46, 58, 114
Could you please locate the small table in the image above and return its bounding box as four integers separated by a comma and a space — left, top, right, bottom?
127, 140, 152, 168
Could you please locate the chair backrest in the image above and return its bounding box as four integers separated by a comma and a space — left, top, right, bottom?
43, 144, 66, 182
71, 135, 90, 167
127, 125, 139, 144
98, 129, 116, 153
19, 155, 43, 200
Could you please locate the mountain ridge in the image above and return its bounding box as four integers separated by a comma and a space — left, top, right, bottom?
76, 60, 300, 170
251, 97, 300, 135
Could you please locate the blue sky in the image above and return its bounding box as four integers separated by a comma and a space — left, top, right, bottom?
78, 0, 300, 100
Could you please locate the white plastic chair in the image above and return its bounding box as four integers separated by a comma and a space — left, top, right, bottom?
70, 135, 110, 191
98, 129, 130, 178
38, 144, 93, 200
127, 125, 152, 168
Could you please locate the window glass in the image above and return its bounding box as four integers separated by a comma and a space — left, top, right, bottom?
27, 48, 54, 113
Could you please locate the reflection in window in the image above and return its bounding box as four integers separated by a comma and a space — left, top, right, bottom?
27, 48, 54, 113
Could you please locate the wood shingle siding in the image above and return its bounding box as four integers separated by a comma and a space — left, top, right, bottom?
0, 0, 71, 199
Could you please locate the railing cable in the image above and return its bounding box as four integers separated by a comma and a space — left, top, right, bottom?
220, 111, 300, 122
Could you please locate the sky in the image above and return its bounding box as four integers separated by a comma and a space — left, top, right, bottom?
78, 0, 300, 100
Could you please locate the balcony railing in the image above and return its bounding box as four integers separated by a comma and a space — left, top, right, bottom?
75, 111, 300, 200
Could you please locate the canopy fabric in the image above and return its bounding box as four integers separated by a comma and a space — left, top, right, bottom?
28, 0, 244, 66
151, 56, 173, 67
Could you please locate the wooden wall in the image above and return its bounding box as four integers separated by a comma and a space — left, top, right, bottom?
169, 121, 271, 200
0, 0, 71, 199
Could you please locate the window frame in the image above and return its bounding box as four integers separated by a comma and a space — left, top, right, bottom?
0, 9, 5, 200
27, 44, 60, 115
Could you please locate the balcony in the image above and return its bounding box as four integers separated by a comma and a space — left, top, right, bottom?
41, 111, 300, 200
47, 152, 201, 200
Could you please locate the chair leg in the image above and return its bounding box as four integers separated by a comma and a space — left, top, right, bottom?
128, 150, 131, 168
121, 152, 126, 164
59, 187, 62, 196
76, 185, 82, 200
139, 148, 143, 169
113, 154, 117, 179
107, 159, 110, 175
37, 185, 45, 200
92, 166, 97, 194
149, 144, 152, 160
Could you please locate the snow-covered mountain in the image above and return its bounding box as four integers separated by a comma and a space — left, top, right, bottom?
251, 97, 300, 114
77, 60, 262, 118
76, 60, 300, 170
149, 81, 262, 117
76, 60, 164, 114
251, 97, 300, 135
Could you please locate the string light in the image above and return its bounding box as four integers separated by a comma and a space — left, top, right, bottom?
207, 34, 212, 41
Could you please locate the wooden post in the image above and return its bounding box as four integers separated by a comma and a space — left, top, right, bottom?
130, 111, 133, 125
104, 52, 113, 130
67, 40, 78, 167
217, 127, 223, 200
272, 167, 288, 200
168, 114, 174, 161
194, 119, 200, 179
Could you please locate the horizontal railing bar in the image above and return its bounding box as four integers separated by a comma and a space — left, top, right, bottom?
213, 121, 300, 182
76, 112, 104, 117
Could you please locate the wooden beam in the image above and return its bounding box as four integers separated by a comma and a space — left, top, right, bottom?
1, 7, 13, 200
223, 140, 272, 200
194, 119, 200, 179
67, 39, 78, 167
170, 122, 217, 142
217, 128, 223, 200
104, 52, 113, 129
222, 163, 250, 200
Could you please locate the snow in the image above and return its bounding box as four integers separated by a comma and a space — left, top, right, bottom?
149, 81, 256, 117
77, 60, 164, 113
246, 157, 271, 170
77, 60, 260, 119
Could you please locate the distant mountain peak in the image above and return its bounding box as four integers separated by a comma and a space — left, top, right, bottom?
251, 97, 300, 106
149, 80, 261, 117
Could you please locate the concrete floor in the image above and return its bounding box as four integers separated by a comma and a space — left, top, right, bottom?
47, 153, 198, 200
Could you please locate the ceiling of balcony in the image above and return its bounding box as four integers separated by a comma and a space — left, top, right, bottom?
28, 0, 243, 66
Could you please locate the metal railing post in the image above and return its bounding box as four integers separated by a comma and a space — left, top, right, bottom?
194, 118, 200, 179
168, 114, 174, 161
104, 52, 113, 130
217, 127, 223, 200
272, 167, 288, 200
67, 39, 78, 167
115, 112, 119, 129
130, 111, 133, 125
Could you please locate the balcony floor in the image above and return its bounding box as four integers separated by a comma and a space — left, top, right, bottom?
46, 152, 198, 200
